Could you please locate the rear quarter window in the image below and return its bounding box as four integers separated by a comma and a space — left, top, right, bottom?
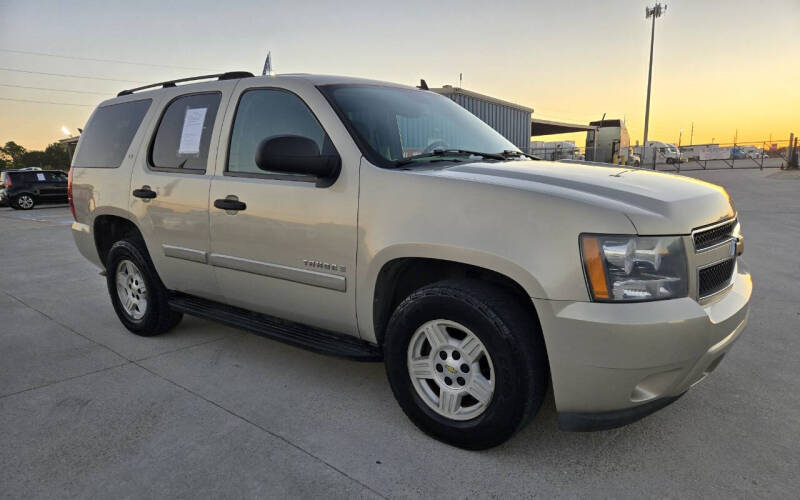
73, 99, 151, 168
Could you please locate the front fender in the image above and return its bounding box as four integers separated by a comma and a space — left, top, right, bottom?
356, 243, 546, 344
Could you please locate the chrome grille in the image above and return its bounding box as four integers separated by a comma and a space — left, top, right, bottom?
698, 259, 736, 298
693, 219, 736, 251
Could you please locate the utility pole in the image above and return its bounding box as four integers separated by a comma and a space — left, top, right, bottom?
642, 3, 667, 148
689, 122, 694, 146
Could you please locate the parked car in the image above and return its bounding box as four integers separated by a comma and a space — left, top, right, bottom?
70, 72, 751, 449
0, 171, 7, 207
635, 141, 682, 164
0, 169, 69, 210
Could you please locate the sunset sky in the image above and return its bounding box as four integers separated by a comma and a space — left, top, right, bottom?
1, 0, 798, 151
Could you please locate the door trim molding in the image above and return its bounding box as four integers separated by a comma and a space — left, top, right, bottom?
162, 244, 208, 264
208, 253, 346, 292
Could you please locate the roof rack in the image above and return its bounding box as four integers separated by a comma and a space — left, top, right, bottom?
117, 71, 254, 96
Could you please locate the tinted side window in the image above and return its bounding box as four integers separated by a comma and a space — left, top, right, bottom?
151, 93, 221, 171
227, 89, 332, 176
73, 99, 151, 168
45, 172, 66, 182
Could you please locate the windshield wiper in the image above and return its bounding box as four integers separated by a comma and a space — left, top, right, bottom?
395, 149, 506, 167
501, 150, 541, 160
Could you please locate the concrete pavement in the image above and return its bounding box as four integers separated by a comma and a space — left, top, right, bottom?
0, 168, 798, 498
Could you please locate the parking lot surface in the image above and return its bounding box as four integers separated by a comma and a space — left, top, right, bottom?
1, 169, 798, 499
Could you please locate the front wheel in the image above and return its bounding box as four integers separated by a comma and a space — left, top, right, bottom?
384, 280, 548, 449
106, 239, 182, 336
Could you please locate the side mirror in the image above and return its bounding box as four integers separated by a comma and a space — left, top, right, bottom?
254, 135, 340, 187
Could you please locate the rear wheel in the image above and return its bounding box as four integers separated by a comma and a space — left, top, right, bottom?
384, 280, 548, 449
14, 194, 35, 210
106, 239, 182, 336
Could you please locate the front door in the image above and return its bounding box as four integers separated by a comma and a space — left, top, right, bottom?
129, 82, 236, 302
43, 171, 68, 202
208, 85, 360, 336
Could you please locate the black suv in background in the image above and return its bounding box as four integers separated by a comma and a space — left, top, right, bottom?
0, 170, 69, 210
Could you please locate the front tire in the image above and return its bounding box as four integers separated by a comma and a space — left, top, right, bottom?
106, 239, 182, 336
14, 194, 35, 210
384, 280, 548, 449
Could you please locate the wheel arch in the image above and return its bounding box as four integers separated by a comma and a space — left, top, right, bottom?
369, 249, 545, 348
93, 214, 146, 269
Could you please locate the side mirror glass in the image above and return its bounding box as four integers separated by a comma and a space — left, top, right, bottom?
254, 135, 340, 187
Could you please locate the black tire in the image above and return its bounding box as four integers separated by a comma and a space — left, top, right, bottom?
13, 194, 35, 210
383, 280, 548, 450
106, 239, 182, 336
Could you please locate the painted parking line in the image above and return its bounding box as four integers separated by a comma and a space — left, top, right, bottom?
0, 207, 74, 226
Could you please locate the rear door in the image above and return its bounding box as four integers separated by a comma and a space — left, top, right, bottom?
129, 82, 236, 302
19, 172, 39, 196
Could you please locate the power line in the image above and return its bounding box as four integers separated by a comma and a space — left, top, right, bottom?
0, 67, 145, 83
0, 97, 95, 107
0, 83, 111, 95
0, 48, 215, 71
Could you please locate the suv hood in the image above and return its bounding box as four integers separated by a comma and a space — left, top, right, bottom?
416, 160, 735, 234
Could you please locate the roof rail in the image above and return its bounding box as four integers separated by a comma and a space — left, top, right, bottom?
117, 71, 254, 96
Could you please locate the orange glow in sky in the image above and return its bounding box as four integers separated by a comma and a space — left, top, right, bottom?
1, 0, 798, 150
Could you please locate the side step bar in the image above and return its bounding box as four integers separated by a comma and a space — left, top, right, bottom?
168, 293, 382, 362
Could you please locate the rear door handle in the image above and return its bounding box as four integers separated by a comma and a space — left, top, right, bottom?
132, 186, 157, 199
214, 197, 247, 211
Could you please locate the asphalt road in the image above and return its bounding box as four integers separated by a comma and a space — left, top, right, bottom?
1, 169, 798, 499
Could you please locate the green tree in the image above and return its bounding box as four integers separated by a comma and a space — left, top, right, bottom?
0, 149, 11, 170
1, 141, 26, 164
0, 141, 71, 170
44, 142, 71, 170
20, 150, 48, 169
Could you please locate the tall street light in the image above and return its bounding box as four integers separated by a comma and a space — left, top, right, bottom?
642, 3, 667, 149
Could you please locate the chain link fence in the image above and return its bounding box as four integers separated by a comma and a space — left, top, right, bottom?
526, 139, 793, 171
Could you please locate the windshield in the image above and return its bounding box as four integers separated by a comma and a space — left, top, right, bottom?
320, 84, 519, 167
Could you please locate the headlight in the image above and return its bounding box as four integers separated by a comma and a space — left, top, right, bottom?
580, 234, 688, 302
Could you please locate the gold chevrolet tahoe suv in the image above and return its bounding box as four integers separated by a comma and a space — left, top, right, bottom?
69, 72, 751, 449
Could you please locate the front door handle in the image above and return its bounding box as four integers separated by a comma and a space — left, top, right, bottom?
214, 197, 247, 212
132, 186, 157, 199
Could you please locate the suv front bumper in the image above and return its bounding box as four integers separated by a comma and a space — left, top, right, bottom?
533, 260, 752, 431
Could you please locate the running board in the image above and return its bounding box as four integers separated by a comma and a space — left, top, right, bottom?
168, 293, 382, 362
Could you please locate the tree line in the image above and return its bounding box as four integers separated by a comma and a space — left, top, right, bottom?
0, 141, 71, 171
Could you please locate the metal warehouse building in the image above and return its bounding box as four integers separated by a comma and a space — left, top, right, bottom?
431, 86, 534, 151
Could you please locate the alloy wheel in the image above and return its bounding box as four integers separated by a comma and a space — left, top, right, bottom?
115, 259, 148, 321
406, 319, 495, 421
17, 195, 33, 209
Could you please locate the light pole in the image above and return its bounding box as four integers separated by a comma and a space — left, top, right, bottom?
642, 3, 667, 149
678, 128, 684, 148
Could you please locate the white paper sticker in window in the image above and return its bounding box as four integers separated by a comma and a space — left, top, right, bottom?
178, 107, 207, 155
36, 173, 46, 181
